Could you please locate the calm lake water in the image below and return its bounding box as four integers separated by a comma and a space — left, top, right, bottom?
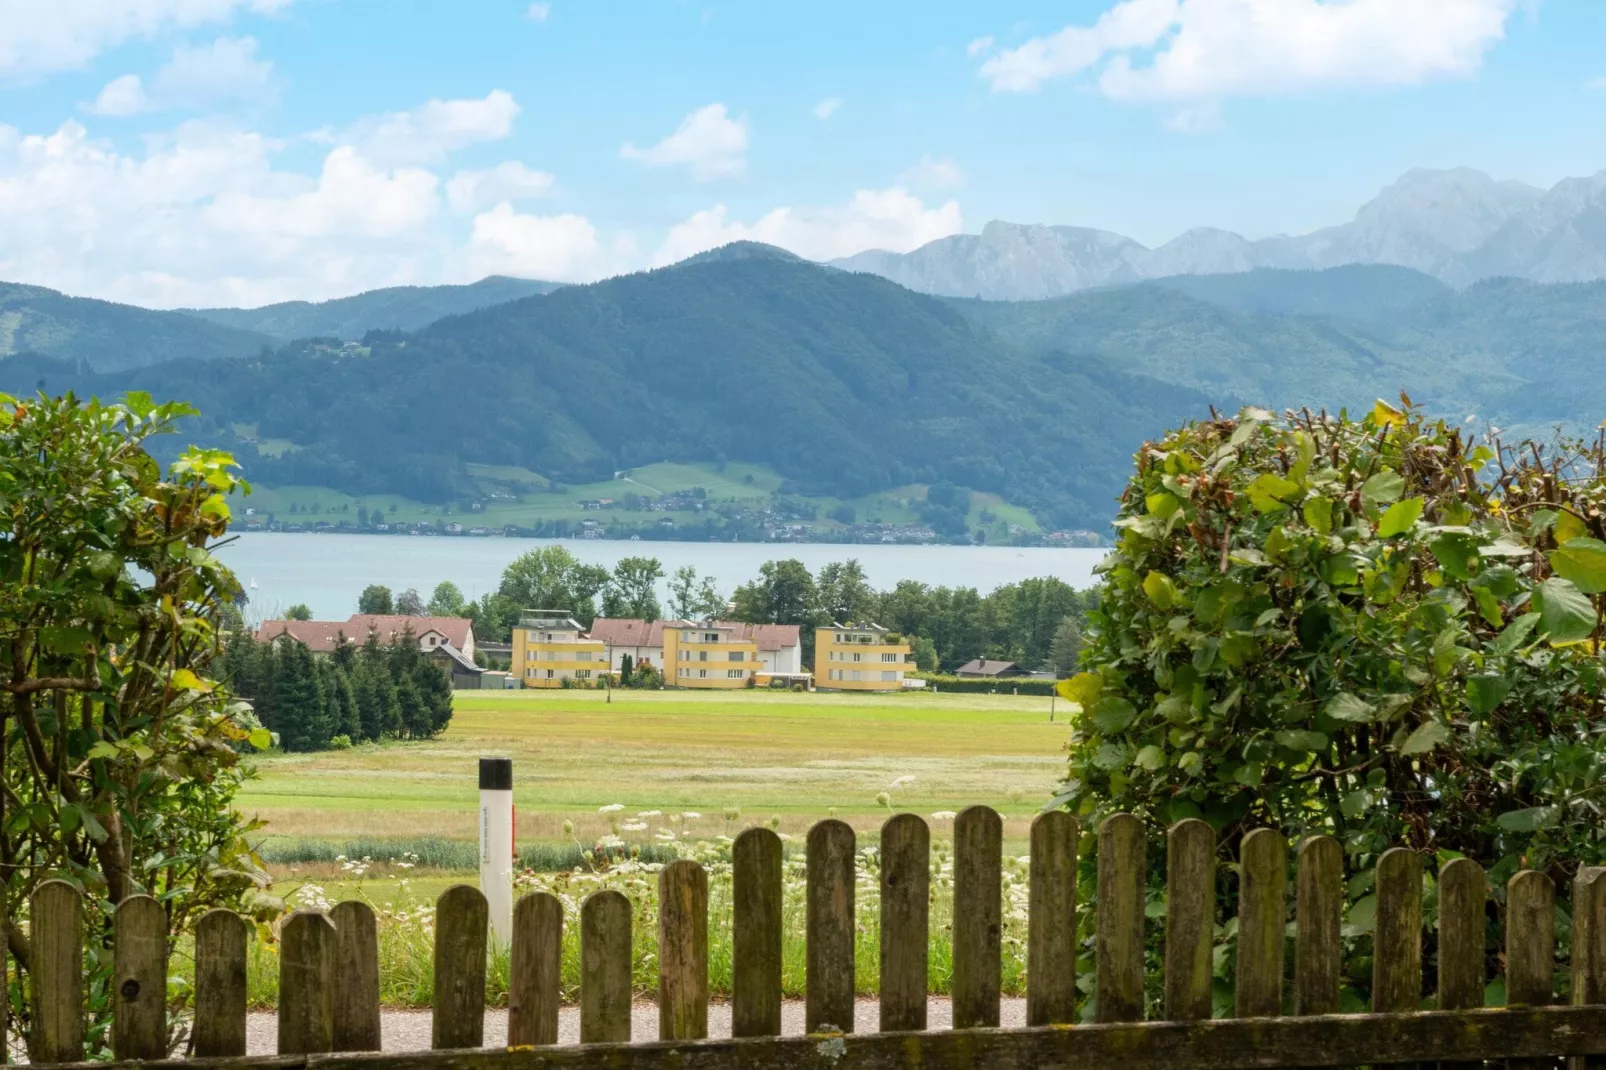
216, 533, 1108, 619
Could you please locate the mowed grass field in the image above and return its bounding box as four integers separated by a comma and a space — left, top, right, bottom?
242, 688, 1070, 848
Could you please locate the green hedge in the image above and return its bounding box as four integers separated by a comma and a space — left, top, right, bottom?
910, 673, 1058, 695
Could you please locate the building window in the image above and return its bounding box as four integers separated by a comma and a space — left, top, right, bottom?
683, 631, 696, 641
729, 651, 745, 662
850, 670, 862, 681
829, 669, 842, 680
546, 669, 554, 679
679, 668, 689, 678
698, 650, 708, 661
852, 652, 862, 662
882, 671, 897, 681
882, 653, 899, 662
704, 633, 719, 643
698, 669, 708, 679
728, 669, 743, 678
576, 670, 591, 680
525, 667, 535, 678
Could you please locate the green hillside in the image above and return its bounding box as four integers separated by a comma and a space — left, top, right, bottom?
180, 275, 563, 342
0, 282, 269, 370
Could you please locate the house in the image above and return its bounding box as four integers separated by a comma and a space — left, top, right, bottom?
256, 614, 476, 657
511, 611, 609, 688
587, 619, 802, 676
955, 659, 1031, 679
663, 621, 760, 689
427, 642, 487, 690
814, 622, 912, 691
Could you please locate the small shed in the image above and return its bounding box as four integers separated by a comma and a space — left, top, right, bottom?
954, 659, 1030, 679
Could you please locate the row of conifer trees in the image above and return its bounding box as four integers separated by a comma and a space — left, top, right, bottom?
219, 631, 453, 751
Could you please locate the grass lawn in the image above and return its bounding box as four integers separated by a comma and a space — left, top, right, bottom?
241, 688, 1070, 849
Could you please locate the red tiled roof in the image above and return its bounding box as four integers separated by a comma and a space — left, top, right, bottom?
585, 618, 800, 652
255, 614, 473, 652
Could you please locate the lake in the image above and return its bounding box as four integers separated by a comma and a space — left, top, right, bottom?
216, 533, 1108, 619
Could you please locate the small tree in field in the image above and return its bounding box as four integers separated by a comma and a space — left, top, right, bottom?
0, 392, 271, 1056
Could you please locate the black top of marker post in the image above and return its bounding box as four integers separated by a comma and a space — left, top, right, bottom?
479, 757, 513, 791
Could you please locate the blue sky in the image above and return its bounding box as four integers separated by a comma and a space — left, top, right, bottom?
0, 0, 1601, 307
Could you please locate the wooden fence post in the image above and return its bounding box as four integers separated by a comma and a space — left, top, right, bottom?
1164, 819, 1214, 1022
658, 860, 709, 1041
806, 819, 856, 1034
192, 908, 248, 1058
508, 892, 563, 1048
432, 884, 489, 1050
1235, 828, 1287, 1019
879, 813, 929, 1032
1570, 867, 1606, 1070
1436, 856, 1487, 1070
30, 880, 83, 1065
1508, 869, 1556, 1070
112, 894, 167, 1061
1096, 812, 1145, 1023
1373, 848, 1422, 1012
732, 827, 783, 1039
278, 910, 335, 1056
953, 805, 1003, 1029
330, 900, 381, 1052
1295, 835, 1342, 1017
1027, 811, 1078, 1027
580, 890, 632, 1044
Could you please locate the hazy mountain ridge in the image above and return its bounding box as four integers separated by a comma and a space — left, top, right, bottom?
831, 166, 1606, 299
181, 275, 563, 343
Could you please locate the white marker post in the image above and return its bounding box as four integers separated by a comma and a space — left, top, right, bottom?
479, 757, 514, 945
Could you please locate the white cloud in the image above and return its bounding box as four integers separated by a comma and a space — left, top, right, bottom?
966, 35, 995, 57
154, 35, 273, 103
1163, 102, 1221, 133
446, 161, 555, 213
353, 90, 521, 165
0, 0, 292, 76
901, 154, 964, 190
813, 97, 842, 121
458, 202, 613, 282
526, 2, 550, 20
621, 103, 747, 181
653, 186, 962, 266
979, 0, 1515, 103
87, 74, 148, 116
205, 146, 438, 239
86, 36, 271, 115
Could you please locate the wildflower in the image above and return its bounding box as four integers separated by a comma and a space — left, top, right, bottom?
637, 810, 662, 818
875, 792, 891, 809
768, 815, 781, 830
621, 821, 648, 832
681, 811, 701, 819
931, 811, 957, 820
563, 820, 575, 836
598, 803, 625, 813
890, 775, 917, 788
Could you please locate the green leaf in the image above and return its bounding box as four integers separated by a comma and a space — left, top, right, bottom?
1549, 537, 1606, 594
1091, 696, 1138, 735
1248, 473, 1300, 513
1146, 491, 1182, 518
1556, 510, 1589, 546
1399, 719, 1451, 756
1134, 745, 1165, 771
1430, 533, 1480, 580
1490, 612, 1541, 655
1536, 577, 1597, 645
1274, 729, 1329, 753
1142, 570, 1180, 609
38, 627, 93, 655
1466, 675, 1512, 715
1496, 806, 1561, 832
1361, 469, 1405, 506
1377, 497, 1424, 538
1325, 692, 1376, 723
1228, 548, 1269, 568
247, 728, 273, 751
1056, 672, 1103, 706
170, 668, 212, 692
1302, 497, 1335, 534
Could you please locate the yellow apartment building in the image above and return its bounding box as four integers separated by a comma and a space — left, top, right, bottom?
814, 622, 912, 691
663, 621, 761, 688
511, 611, 610, 688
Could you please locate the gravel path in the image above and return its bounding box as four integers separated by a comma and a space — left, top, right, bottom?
246, 998, 1029, 1054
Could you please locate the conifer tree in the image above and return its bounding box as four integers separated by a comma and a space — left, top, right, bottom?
273, 640, 323, 751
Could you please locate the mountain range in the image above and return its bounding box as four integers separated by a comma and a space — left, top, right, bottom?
833, 167, 1606, 300
4, 228, 1606, 531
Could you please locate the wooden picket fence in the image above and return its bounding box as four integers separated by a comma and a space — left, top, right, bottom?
19, 808, 1606, 1068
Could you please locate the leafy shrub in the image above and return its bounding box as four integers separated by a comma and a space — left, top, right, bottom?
329, 734, 353, 750
913, 673, 1057, 695
1064, 399, 1606, 901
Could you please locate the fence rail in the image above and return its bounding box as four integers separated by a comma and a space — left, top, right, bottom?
19, 807, 1606, 1069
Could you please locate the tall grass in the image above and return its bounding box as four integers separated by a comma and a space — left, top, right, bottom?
258, 836, 678, 871
240, 830, 1035, 1007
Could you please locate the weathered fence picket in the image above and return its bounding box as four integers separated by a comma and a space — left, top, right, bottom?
21, 808, 1606, 1070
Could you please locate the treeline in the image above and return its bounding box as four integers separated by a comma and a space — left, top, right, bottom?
219, 633, 453, 751
362, 546, 1091, 675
